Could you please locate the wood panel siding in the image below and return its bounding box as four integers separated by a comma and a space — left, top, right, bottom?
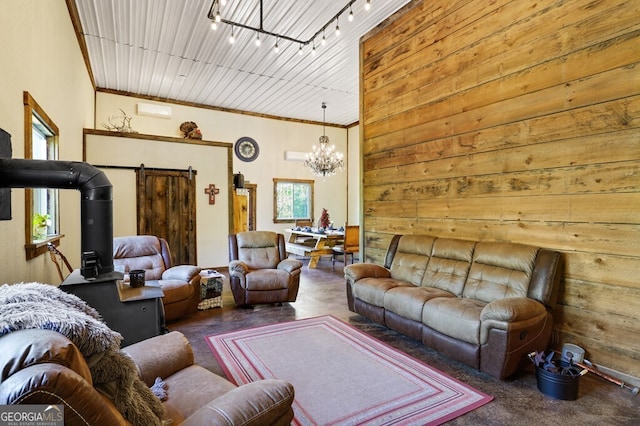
361, 0, 640, 378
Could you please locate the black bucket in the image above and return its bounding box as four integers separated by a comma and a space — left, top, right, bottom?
535, 361, 580, 400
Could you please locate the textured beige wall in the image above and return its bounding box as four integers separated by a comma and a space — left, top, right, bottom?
96, 92, 350, 267
0, 0, 95, 285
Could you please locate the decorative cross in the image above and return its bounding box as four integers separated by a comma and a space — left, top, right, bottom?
204, 184, 220, 205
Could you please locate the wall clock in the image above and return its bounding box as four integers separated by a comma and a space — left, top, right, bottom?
234, 137, 259, 162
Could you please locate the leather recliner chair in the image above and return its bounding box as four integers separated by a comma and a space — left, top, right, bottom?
228, 231, 303, 307
0, 328, 295, 425
113, 235, 201, 321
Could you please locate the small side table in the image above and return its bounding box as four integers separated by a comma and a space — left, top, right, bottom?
60, 269, 164, 346
116, 280, 165, 345
198, 270, 224, 310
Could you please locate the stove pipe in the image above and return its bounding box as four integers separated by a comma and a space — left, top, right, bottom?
0, 159, 113, 278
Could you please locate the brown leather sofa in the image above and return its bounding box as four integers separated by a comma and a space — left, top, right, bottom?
113, 235, 201, 321
0, 328, 295, 425
345, 234, 563, 379
228, 231, 303, 307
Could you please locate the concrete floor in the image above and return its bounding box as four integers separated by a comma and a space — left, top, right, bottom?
170, 260, 639, 425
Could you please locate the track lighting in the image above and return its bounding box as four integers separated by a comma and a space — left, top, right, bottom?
365, 0, 371, 11
274, 39, 279, 53
207, 0, 361, 53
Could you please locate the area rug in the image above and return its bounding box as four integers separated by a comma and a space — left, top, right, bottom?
206, 315, 492, 425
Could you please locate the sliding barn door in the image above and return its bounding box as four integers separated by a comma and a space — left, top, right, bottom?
136, 168, 197, 265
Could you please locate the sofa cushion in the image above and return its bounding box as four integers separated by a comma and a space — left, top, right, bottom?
422, 297, 486, 345
421, 238, 475, 296
384, 287, 455, 322
463, 242, 538, 304
246, 270, 290, 291
389, 235, 435, 285
162, 364, 237, 421
352, 278, 413, 307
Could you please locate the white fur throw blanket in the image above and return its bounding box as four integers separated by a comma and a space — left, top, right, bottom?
0, 282, 166, 425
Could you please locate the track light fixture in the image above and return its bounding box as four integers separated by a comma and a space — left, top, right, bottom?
207, 0, 367, 52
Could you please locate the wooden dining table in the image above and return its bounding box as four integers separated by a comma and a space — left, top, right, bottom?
284, 228, 344, 268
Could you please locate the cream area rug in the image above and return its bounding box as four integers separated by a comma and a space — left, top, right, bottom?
206, 316, 492, 425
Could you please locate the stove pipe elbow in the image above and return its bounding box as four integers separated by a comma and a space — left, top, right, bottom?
0, 159, 113, 277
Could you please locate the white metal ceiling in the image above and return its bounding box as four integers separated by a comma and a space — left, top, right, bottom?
73, 0, 412, 126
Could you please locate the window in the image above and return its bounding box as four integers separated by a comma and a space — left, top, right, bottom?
273, 178, 314, 223
24, 91, 61, 259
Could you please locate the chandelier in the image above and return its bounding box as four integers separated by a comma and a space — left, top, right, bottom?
304, 103, 344, 178
207, 0, 372, 53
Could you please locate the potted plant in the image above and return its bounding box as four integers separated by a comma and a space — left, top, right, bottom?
529, 351, 587, 400
32, 213, 50, 240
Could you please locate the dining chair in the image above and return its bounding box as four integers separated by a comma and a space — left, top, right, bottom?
332, 225, 360, 270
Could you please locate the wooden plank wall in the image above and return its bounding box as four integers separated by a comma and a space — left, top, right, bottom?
361, 0, 640, 378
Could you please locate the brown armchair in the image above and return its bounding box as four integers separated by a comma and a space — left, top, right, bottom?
113, 235, 201, 321
0, 328, 295, 425
228, 231, 303, 307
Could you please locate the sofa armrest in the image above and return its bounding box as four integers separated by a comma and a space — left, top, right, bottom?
277, 258, 303, 273
182, 379, 295, 426
481, 297, 547, 323
122, 331, 194, 387
229, 260, 249, 276
162, 265, 201, 282
344, 263, 390, 282
480, 297, 549, 344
